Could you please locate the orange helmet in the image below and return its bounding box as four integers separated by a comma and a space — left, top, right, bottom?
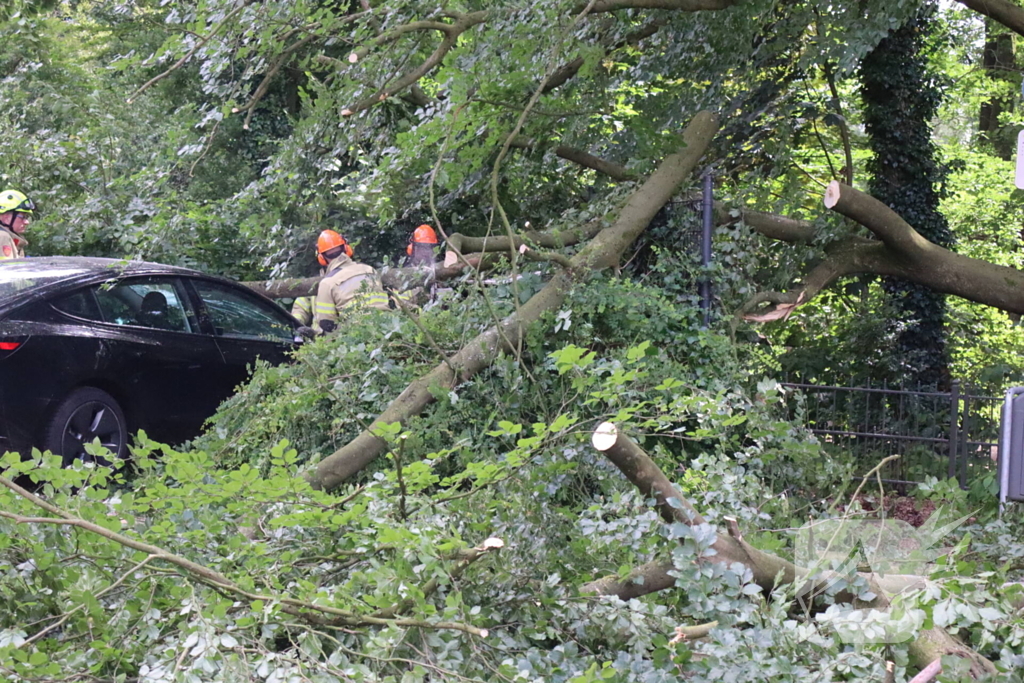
317, 229, 353, 266
411, 224, 438, 245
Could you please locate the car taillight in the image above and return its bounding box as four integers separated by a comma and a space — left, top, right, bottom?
0, 342, 18, 351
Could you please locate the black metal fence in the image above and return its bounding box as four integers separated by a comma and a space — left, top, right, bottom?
780, 380, 1002, 488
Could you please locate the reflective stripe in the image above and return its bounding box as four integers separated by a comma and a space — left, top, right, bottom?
316, 302, 337, 313
349, 293, 390, 307
296, 297, 313, 312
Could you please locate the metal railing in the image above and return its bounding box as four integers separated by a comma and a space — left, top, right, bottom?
781, 380, 1001, 487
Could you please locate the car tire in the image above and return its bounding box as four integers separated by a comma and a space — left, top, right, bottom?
42, 387, 128, 467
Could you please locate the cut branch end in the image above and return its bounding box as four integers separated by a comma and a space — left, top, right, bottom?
592, 421, 618, 451
823, 180, 841, 209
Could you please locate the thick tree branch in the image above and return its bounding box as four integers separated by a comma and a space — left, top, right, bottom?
443, 221, 604, 267
956, 0, 1024, 38
582, 558, 678, 599
739, 238, 890, 321
590, 422, 705, 525
510, 137, 635, 181
823, 181, 928, 255
583, 0, 740, 12
742, 182, 1024, 321
714, 206, 817, 242
242, 255, 495, 300
824, 182, 1024, 314
308, 111, 719, 491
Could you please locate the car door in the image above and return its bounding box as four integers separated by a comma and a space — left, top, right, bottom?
80, 276, 225, 442
186, 278, 298, 392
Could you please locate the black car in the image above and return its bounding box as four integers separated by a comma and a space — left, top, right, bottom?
0, 257, 302, 464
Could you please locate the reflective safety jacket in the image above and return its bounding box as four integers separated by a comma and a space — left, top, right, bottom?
0, 228, 26, 259
314, 255, 391, 328
290, 296, 315, 326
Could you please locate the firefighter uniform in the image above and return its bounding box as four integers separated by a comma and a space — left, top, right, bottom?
314, 254, 392, 328
0, 228, 26, 259
290, 296, 315, 326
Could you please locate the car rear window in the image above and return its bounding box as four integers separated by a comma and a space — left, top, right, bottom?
0, 263, 93, 299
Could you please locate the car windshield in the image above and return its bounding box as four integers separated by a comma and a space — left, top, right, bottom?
0, 262, 94, 299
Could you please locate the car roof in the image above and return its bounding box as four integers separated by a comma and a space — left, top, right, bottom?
0, 256, 205, 279
0, 256, 262, 316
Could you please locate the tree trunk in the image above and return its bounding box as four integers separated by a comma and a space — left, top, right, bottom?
979, 19, 1017, 160
307, 111, 720, 491
243, 256, 495, 300
859, 6, 953, 388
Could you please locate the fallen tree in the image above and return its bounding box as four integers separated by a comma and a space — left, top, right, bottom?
308, 110, 720, 491
585, 421, 998, 678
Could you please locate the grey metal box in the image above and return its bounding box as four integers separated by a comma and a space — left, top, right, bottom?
999, 387, 1024, 503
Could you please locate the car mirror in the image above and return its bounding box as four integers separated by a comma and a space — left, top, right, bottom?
295, 326, 316, 342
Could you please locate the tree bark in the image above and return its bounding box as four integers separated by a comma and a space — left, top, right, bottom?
308, 111, 720, 491
957, 0, 1024, 38
713, 205, 816, 243
585, 423, 997, 679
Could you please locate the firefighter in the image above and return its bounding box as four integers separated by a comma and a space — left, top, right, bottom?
404, 224, 439, 267
0, 189, 35, 260
290, 295, 315, 326
313, 230, 391, 332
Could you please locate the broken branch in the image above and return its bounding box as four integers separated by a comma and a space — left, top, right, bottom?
510, 137, 635, 181
585, 422, 997, 678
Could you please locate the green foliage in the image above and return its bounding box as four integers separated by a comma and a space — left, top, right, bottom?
3, 313, 1022, 680
6, 0, 1024, 679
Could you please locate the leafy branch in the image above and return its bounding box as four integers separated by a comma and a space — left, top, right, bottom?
0, 475, 492, 638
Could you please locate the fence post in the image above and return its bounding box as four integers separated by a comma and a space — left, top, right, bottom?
960, 392, 972, 490
700, 170, 713, 327
948, 380, 960, 481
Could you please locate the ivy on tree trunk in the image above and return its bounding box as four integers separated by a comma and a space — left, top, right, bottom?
859, 3, 954, 388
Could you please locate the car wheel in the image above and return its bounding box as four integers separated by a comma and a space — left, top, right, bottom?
42, 387, 128, 467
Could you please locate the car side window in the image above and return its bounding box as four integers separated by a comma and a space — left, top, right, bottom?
191, 280, 294, 341
93, 278, 194, 333
51, 289, 102, 321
